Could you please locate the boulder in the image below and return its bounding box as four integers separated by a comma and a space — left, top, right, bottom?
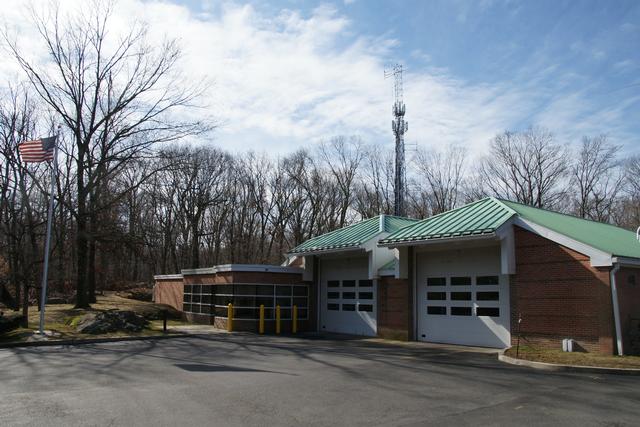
76, 310, 148, 334
0, 311, 24, 335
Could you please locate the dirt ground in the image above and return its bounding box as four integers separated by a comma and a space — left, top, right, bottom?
0, 293, 188, 343
505, 345, 640, 369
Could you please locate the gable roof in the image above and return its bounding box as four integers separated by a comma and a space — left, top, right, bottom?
380, 197, 640, 261
288, 215, 418, 255
378, 198, 516, 245
500, 199, 640, 259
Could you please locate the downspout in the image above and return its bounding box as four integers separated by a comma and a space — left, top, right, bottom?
609, 263, 624, 356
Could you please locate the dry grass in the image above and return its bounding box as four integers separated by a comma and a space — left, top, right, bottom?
0, 293, 189, 344
505, 345, 640, 369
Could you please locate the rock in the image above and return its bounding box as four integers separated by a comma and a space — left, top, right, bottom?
0, 312, 24, 335
76, 310, 148, 334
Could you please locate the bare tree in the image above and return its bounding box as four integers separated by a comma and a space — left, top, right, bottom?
413, 145, 466, 215
318, 136, 364, 227
479, 127, 569, 208
3, 2, 210, 306
571, 135, 625, 222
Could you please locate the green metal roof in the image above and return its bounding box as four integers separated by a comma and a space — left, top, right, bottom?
499, 199, 640, 259
379, 198, 516, 245
380, 197, 640, 260
288, 215, 418, 255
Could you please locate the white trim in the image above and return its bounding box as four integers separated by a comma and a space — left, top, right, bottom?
514, 217, 613, 267
180, 264, 304, 276
180, 267, 217, 275
380, 232, 498, 248
610, 264, 624, 355
287, 246, 367, 257
153, 274, 183, 280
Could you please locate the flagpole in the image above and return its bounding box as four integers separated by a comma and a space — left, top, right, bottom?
38, 126, 61, 335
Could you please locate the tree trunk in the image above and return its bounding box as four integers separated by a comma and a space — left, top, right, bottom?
75, 162, 90, 308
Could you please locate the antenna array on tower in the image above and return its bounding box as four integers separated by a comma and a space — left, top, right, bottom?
385, 64, 408, 217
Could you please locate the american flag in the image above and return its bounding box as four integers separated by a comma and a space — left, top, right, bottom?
18, 136, 57, 163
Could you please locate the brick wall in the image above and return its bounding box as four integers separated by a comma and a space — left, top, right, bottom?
616, 267, 640, 354
377, 276, 410, 341
154, 280, 183, 311
511, 226, 615, 354
154, 268, 315, 333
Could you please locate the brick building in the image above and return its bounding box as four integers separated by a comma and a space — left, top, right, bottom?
155, 197, 640, 355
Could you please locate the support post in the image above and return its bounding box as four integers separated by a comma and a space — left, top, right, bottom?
259, 304, 265, 334
38, 129, 60, 335
227, 303, 233, 332
276, 305, 281, 335
292, 305, 298, 334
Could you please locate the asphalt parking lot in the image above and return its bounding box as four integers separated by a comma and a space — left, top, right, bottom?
1, 333, 639, 426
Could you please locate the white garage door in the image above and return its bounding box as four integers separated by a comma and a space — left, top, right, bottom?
416, 246, 510, 348
320, 256, 376, 336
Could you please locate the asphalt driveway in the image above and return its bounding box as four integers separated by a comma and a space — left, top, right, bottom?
1, 333, 639, 426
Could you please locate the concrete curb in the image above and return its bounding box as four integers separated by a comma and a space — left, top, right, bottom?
0, 332, 193, 349
498, 351, 640, 376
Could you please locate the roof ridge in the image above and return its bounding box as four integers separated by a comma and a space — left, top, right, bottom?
497, 198, 635, 234
409, 197, 497, 225
383, 214, 419, 221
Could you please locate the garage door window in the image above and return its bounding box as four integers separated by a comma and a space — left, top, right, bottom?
328, 292, 340, 299
358, 304, 373, 312
476, 291, 499, 301
359, 292, 373, 299
342, 280, 356, 287
427, 277, 446, 286
451, 306, 472, 316
328, 280, 340, 287
477, 276, 499, 285
359, 280, 373, 287
342, 292, 356, 299
342, 304, 356, 311
328, 303, 339, 310
427, 292, 446, 300
451, 277, 471, 286
477, 307, 500, 317
427, 306, 446, 315
451, 292, 471, 301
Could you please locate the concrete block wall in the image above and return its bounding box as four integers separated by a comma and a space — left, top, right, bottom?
510, 226, 615, 354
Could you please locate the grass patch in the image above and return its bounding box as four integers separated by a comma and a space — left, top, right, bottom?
505, 345, 640, 369
0, 293, 190, 344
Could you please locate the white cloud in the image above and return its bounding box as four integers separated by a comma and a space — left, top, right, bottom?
1, 0, 634, 158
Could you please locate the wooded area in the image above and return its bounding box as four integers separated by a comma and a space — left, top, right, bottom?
1, 3, 639, 312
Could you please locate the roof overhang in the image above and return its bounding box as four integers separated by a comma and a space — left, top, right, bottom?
514, 217, 613, 267
378, 232, 498, 249
611, 257, 640, 267
181, 264, 304, 276
153, 274, 184, 280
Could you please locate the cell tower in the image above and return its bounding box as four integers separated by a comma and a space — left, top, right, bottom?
385, 64, 408, 217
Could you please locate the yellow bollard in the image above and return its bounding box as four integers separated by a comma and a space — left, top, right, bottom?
259, 304, 265, 334
227, 303, 233, 332
292, 305, 298, 334
276, 305, 281, 335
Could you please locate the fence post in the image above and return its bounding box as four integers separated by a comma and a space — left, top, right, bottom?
276, 305, 281, 335
227, 303, 233, 332
259, 304, 265, 334
292, 305, 298, 334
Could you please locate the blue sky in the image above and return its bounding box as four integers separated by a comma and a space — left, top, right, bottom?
4, 0, 639, 155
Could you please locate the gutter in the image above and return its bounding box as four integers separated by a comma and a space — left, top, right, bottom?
610, 263, 624, 356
